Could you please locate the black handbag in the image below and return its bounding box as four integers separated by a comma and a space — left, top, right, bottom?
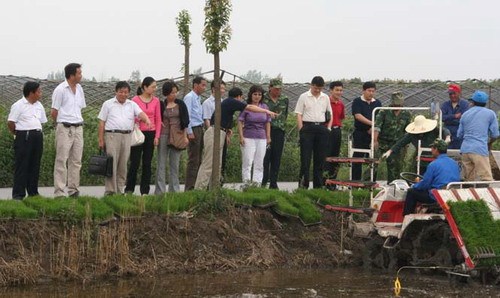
88, 150, 113, 177
325, 110, 332, 123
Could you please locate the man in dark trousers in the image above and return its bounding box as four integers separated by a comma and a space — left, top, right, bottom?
325, 81, 345, 189
295, 76, 333, 189
351, 81, 382, 181
7, 81, 47, 200
262, 78, 289, 189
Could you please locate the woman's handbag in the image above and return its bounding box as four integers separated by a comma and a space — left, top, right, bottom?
131, 124, 145, 147
88, 150, 113, 177
168, 129, 189, 150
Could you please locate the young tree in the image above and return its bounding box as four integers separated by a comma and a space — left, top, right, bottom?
176, 9, 192, 97
202, 0, 232, 190
129, 70, 141, 83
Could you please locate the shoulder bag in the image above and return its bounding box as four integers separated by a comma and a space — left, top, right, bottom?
131, 123, 145, 146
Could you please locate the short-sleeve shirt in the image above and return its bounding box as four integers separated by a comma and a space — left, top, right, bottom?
51, 80, 86, 123
202, 95, 216, 120
211, 97, 247, 129
352, 95, 382, 131
329, 98, 345, 127
98, 97, 143, 131
238, 103, 271, 139
294, 90, 331, 122
8, 97, 47, 130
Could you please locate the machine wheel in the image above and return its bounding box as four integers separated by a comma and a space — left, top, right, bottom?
363, 234, 390, 270
410, 221, 458, 267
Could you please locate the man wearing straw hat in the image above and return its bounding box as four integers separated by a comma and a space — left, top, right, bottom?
373, 91, 412, 183
403, 138, 460, 216
457, 91, 499, 181
382, 114, 450, 175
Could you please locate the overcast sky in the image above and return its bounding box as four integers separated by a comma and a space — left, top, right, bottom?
1, 0, 499, 83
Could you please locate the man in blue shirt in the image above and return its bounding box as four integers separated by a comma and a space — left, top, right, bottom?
183, 76, 208, 190
403, 139, 460, 216
441, 84, 469, 149
457, 91, 499, 181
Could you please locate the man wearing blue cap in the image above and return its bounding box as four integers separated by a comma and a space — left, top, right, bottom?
457, 91, 499, 181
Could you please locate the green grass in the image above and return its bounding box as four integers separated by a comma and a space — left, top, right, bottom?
0, 188, 375, 226
102, 194, 142, 217
0, 200, 38, 219
449, 200, 500, 265
77, 196, 115, 221
23, 196, 86, 221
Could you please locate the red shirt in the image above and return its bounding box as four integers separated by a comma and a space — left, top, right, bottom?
330, 97, 345, 127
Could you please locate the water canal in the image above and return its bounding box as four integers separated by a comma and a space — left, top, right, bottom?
0, 268, 497, 297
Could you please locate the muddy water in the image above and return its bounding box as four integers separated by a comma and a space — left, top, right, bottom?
0, 268, 497, 297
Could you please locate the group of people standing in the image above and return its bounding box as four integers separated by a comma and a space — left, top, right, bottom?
6, 63, 499, 200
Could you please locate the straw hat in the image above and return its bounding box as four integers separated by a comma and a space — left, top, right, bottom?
405, 115, 437, 134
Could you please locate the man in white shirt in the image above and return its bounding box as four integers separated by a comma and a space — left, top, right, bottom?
295, 76, 333, 189
7, 82, 47, 200
202, 80, 230, 184
51, 63, 86, 197
98, 81, 151, 195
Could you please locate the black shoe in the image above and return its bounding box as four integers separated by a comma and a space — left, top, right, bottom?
69, 191, 80, 198
269, 184, 279, 190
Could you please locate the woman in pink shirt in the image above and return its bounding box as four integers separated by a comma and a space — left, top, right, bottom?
125, 77, 162, 195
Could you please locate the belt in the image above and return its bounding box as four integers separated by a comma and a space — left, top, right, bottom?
105, 130, 132, 134
211, 125, 227, 132
332, 126, 341, 129
192, 125, 203, 129
303, 121, 323, 126
60, 122, 83, 128
16, 129, 42, 133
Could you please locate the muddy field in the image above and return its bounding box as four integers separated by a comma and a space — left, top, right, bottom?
0, 207, 362, 287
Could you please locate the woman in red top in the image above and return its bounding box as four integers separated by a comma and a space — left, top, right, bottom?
125, 77, 162, 195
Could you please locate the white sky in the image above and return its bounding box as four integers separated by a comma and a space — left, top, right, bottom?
0, 0, 499, 83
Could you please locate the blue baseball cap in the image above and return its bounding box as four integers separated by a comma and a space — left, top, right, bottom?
470, 90, 488, 104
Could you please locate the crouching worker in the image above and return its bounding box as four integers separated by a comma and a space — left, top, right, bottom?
403, 139, 460, 216
98, 81, 152, 195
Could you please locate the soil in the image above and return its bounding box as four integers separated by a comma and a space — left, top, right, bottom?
0, 206, 363, 286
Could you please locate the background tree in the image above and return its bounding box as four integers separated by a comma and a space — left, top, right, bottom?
176, 9, 192, 97
202, 0, 232, 190
240, 70, 270, 84
129, 70, 141, 83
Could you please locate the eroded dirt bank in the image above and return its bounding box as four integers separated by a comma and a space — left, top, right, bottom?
0, 207, 363, 286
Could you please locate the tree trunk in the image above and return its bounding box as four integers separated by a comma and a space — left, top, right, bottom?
210, 52, 222, 190
183, 44, 190, 97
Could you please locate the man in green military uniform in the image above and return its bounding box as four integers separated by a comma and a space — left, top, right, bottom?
373, 92, 412, 183
262, 78, 289, 189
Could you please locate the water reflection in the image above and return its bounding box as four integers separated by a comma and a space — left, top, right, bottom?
0, 268, 497, 297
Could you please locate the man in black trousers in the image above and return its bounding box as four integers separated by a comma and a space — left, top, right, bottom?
295, 76, 333, 189
7, 81, 47, 200
351, 81, 382, 181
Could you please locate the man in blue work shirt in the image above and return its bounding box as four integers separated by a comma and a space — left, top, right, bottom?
457, 91, 499, 181
184, 76, 208, 190
441, 84, 469, 149
403, 139, 460, 216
